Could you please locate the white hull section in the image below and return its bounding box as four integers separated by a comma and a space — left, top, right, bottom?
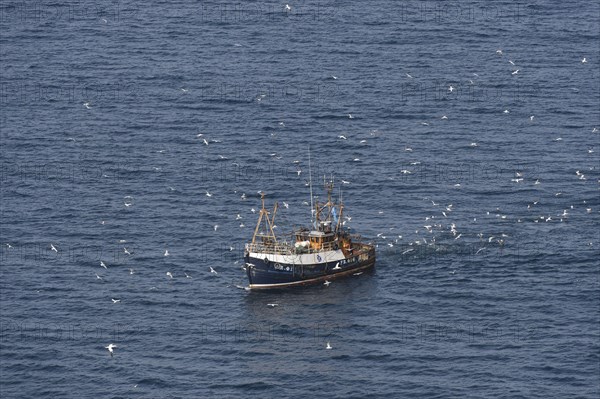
249, 249, 346, 265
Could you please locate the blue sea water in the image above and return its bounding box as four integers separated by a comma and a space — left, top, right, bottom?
1, 1, 599, 398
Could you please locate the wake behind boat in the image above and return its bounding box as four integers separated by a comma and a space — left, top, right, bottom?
244, 180, 376, 290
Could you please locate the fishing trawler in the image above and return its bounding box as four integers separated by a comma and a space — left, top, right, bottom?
244, 180, 376, 290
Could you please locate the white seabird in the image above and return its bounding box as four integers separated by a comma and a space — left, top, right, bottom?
105, 343, 117, 357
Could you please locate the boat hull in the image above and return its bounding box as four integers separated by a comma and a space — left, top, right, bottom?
245, 245, 375, 289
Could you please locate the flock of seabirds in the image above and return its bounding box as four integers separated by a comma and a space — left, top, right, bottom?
3, 49, 597, 361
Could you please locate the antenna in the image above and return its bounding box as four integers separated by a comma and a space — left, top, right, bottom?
308, 145, 314, 225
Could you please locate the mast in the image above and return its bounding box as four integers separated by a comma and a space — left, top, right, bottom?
251, 192, 278, 244
326, 179, 333, 223
308, 146, 314, 227
336, 182, 344, 232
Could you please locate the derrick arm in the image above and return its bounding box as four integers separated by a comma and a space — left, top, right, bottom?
251, 212, 264, 244
268, 202, 279, 240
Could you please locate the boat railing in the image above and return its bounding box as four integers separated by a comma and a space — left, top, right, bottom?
295, 241, 340, 253
352, 242, 376, 254
319, 241, 338, 252
246, 240, 341, 255
246, 242, 295, 255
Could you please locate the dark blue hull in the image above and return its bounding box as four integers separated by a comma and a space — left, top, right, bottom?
245, 247, 376, 289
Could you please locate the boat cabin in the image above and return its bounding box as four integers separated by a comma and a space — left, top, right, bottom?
298, 230, 334, 251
